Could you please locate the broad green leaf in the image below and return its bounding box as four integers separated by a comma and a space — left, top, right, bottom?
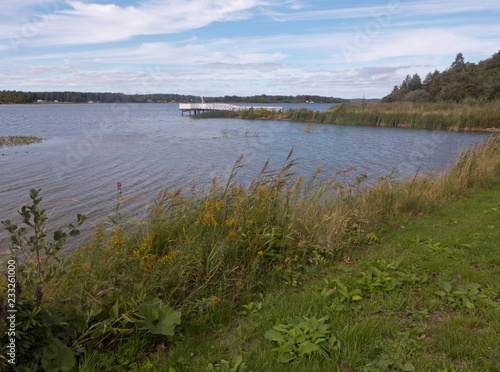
435, 290, 447, 297
466, 283, 481, 294
138, 299, 181, 336
43, 343, 59, 360
321, 288, 335, 298
52, 338, 76, 372
110, 300, 120, 320
53, 230, 65, 241
401, 363, 416, 371
232, 355, 243, 370
265, 330, 286, 343
69, 229, 80, 237
438, 280, 452, 293
328, 336, 337, 347
351, 295, 362, 301
296, 341, 320, 356
273, 324, 289, 333
41, 356, 58, 372
277, 352, 296, 363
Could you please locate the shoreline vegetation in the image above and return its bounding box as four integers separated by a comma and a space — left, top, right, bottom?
194, 102, 500, 131
0, 135, 44, 149
1, 136, 499, 370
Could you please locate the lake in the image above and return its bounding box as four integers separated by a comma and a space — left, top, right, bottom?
0, 103, 488, 249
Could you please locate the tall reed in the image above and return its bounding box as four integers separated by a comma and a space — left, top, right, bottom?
56, 137, 499, 317
195, 102, 500, 130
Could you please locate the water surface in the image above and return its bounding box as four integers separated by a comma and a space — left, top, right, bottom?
0, 103, 488, 248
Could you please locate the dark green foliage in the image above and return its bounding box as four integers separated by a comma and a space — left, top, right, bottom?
382, 51, 500, 103
1, 188, 86, 284
0, 91, 346, 104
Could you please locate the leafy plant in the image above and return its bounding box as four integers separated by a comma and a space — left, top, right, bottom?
265, 316, 339, 363
41, 338, 76, 372
239, 296, 263, 316
206, 355, 249, 371
357, 266, 403, 292
1, 188, 86, 284
322, 279, 363, 302
356, 260, 428, 293
137, 297, 182, 336
436, 280, 498, 309
0, 296, 75, 371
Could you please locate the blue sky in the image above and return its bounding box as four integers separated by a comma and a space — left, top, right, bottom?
1, 0, 499, 98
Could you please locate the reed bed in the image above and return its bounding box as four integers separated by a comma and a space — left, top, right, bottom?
195, 102, 500, 130
58, 137, 499, 314
0, 135, 44, 148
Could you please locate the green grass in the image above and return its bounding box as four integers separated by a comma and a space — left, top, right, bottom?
0, 135, 44, 148
195, 102, 500, 131
1, 137, 499, 371
142, 183, 500, 371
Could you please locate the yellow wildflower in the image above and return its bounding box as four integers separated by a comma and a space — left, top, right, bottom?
113, 226, 123, 247
226, 230, 237, 242
205, 199, 213, 211
140, 254, 157, 271
296, 175, 304, 187
210, 296, 220, 309
226, 218, 237, 226
159, 250, 180, 265
257, 186, 269, 200
216, 200, 223, 210
258, 250, 263, 255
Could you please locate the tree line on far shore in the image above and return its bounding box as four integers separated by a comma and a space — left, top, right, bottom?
382, 51, 500, 103
0, 91, 346, 105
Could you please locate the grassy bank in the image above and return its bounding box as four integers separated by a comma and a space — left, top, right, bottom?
195, 102, 500, 131
1, 137, 499, 371
0, 135, 44, 149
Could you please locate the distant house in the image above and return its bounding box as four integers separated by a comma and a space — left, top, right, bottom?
53, 100, 59, 103
37, 99, 44, 103
147, 99, 153, 103
88, 100, 93, 104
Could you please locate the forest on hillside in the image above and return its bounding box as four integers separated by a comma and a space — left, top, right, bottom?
382, 51, 500, 103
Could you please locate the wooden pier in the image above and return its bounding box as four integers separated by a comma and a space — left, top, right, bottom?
179, 103, 282, 116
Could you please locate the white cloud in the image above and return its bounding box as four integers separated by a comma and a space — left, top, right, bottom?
0, 0, 267, 47
271, 0, 500, 22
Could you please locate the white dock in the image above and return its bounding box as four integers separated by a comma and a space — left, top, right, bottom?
179, 103, 282, 116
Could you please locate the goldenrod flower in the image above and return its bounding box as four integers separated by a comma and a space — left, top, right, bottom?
296, 175, 304, 187
226, 218, 237, 226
